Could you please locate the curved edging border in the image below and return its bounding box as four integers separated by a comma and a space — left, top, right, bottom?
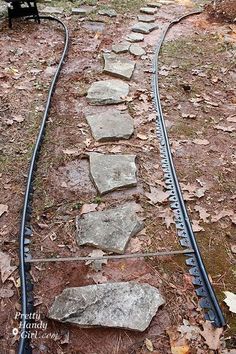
18, 16, 69, 354
152, 10, 226, 328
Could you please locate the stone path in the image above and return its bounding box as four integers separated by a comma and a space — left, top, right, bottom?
51, 3, 165, 331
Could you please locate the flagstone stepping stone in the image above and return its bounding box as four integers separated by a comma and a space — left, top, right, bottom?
140, 7, 157, 15
49, 282, 165, 331
71, 6, 95, 16
76, 204, 143, 253
98, 8, 117, 17
125, 32, 144, 43
87, 80, 129, 105
112, 42, 130, 54
147, 2, 162, 7
129, 44, 146, 57
89, 153, 137, 194
103, 53, 135, 81
137, 14, 156, 22
85, 110, 134, 141
132, 22, 159, 34
81, 21, 105, 32
41, 6, 64, 14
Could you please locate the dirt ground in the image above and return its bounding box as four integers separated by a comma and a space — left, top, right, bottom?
0, 0, 235, 353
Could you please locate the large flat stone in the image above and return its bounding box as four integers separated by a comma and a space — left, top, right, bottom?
48, 282, 165, 331
41, 6, 64, 14
140, 7, 157, 14
132, 22, 159, 34
85, 110, 134, 141
89, 153, 137, 194
103, 53, 135, 81
129, 44, 146, 57
138, 14, 156, 22
98, 8, 117, 17
71, 6, 95, 15
76, 205, 143, 253
147, 2, 162, 7
87, 80, 129, 105
125, 32, 144, 42
112, 42, 130, 54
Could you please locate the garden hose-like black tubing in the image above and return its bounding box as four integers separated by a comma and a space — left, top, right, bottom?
152, 11, 225, 328
18, 16, 68, 354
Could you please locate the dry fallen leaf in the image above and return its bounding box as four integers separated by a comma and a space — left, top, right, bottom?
62, 148, 80, 155
178, 319, 200, 340
145, 186, 169, 204
224, 291, 236, 314
167, 327, 190, 354
127, 237, 142, 253
192, 219, 204, 232
157, 207, 175, 228
214, 125, 235, 132
0, 251, 17, 283
0, 204, 8, 218
137, 133, 148, 141
194, 205, 210, 223
80, 203, 98, 215
211, 209, 234, 222
227, 116, 236, 123
200, 321, 223, 350
0, 287, 14, 298
89, 272, 108, 284
85, 250, 107, 272
145, 338, 154, 352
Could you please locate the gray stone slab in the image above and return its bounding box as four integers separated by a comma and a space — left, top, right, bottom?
41, 6, 64, 14
112, 42, 130, 54
85, 110, 134, 141
87, 80, 129, 105
147, 2, 162, 7
49, 282, 165, 331
76, 204, 143, 253
129, 44, 146, 57
137, 14, 156, 22
81, 21, 105, 32
140, 7, 157, 14
71, 6, 95, 15
132, 22, 159, 34
125, 32, 144, 43
89, 153, 137, 194
98, 8, 117, 17
103, 53, 135, 81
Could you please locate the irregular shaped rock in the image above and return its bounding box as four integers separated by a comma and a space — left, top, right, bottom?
103, 53, 135, 81
147, 2, 162, 7
49, 282, 165, 331
71, 6, 94, 15
138, 14, 156, 22
125, 32, 144, 42
41, 6, 64, 14
85, 110, 134, 141
112, 42, 130, 54
87, 80, 129, 105
81, 21, 105, 32
77, 205, 143, 253
132, 22, 158, 34
140, 7, 157, 14
129, 44, 146, 56
98, 8, 117, 17
89, 153, 137, 194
